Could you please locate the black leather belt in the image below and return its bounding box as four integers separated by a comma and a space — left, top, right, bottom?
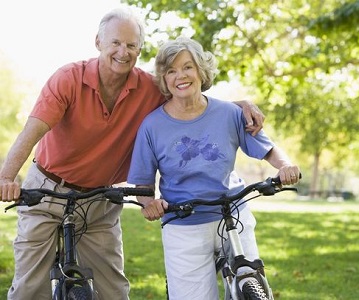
36, 163, 102, 192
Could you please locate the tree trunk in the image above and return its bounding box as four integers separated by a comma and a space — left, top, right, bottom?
310, 152, 320, 198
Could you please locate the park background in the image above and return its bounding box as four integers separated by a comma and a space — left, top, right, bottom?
0, 0, 358, 299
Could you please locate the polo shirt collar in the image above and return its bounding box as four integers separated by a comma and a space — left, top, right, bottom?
83, 58, 140, 91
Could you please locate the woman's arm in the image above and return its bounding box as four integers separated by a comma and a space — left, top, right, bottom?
264, 146, 301, 185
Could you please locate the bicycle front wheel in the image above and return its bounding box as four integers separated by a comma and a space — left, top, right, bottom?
68, 286, 94, 300
242, 278, 269, 300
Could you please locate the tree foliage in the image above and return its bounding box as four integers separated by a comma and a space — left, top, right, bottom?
125, 0, 359, 191
0, 52, 24, 159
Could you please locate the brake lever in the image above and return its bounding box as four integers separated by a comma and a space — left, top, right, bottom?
281, 187, 298, 192
258, 177, 299, 196
161, 216, 179, 228
104, 190, 125, 205
4, 201, 20, 212
162, 204, 194, 227
256, 178, 279, 196
161, 212, 192, 228
4, 190, 45, 212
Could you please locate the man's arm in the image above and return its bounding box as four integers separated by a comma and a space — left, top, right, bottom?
235, 100, 265, 136
0, 117, 50, 201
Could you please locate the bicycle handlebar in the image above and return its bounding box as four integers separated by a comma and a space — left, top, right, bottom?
164, 176, 299, 216
4, 186, 154, 212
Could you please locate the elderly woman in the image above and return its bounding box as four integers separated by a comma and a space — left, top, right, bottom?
127, 36, 300, 300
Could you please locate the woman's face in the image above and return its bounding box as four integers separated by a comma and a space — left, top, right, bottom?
164, 50, 202, 100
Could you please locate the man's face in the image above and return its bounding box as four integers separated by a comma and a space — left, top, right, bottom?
96, 18, 141, 76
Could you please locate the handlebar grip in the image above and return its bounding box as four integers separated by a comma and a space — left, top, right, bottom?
122, 187, 154, 197
272, 172, 302, 185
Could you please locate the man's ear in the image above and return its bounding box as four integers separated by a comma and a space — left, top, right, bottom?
95, 35, 101, 51
137, 48, 142, 57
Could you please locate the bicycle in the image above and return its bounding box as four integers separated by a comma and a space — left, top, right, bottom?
162, 176, 299, 300
4, 186, 153, 300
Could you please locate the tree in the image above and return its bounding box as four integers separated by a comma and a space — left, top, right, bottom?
125, 0, 359, 195
0, 52, 24, 162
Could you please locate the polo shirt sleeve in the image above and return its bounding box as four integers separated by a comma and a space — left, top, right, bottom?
30, 67, 74, 128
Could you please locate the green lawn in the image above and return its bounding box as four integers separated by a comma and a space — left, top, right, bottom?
1, 199, 358, 299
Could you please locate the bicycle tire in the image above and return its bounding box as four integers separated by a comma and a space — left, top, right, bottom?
242, 278, 269, 300
68, 286, 94, 300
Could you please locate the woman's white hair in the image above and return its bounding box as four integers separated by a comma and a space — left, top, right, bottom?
154, 36, 218, 99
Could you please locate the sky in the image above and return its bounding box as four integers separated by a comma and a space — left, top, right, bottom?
0, 0, 247, 101
0, 0, 124, 87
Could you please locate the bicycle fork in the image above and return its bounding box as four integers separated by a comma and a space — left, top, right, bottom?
50, 199, 95, 299
220, 203, 274, 300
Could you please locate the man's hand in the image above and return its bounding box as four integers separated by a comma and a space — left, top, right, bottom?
236, 100, 265, 136
0, 178, 20, 202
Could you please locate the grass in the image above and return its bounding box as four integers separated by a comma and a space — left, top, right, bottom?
0, 208, 16, 298
255, 211, 359, 299
1, 199, 358, 299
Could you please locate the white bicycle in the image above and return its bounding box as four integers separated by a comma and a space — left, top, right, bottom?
163, 176, 299, 300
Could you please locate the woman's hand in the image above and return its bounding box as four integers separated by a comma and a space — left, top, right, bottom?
141, 198, 168, 221
277, 165, 301, 185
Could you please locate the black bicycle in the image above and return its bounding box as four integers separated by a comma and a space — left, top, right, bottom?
163, 176, 299, 300
5, 186, 152, 300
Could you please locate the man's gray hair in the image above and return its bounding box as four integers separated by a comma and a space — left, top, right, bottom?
98, 7, 145, 47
